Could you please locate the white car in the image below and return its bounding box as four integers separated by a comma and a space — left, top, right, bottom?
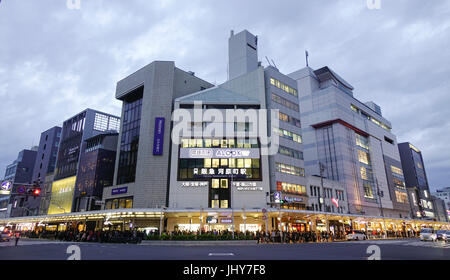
346, 230, 367, 241
420, 228, 437, 242
0, 230, 12, 242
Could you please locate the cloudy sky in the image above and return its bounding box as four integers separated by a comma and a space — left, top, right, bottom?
0, 0, 449, 190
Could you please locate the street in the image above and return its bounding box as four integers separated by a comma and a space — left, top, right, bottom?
0, 238, 449, 260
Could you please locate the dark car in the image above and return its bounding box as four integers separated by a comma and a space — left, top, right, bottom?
436, 230, 448, 241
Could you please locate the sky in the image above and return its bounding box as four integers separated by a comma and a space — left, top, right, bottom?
0, 0, 449, 191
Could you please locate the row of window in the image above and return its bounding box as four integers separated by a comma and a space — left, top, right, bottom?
351, 104, 391, 132
309, 186, 345, 201
278, 145, 304, 160
274, 128, 302, 143
271, 93, 299, 112
277, 182, 306, 195
270, 78, 298, 97
275, 162, 305, 177
180, 138, 259, 148
180, 158, 260, 169
279, 112, 301, 128
105, 197, 133, 210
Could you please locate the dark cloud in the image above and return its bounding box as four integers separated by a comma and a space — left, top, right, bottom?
0, 0, 448, 189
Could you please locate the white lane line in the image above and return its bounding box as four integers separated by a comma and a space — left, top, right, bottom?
208, 253, 235, 256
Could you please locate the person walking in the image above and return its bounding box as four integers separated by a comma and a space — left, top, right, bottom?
14, 231, 20, 247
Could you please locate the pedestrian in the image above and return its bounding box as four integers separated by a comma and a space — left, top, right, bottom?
14, 231, 20, 246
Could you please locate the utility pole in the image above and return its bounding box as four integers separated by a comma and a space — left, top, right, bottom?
231, 173, 235, 239
375, 178, 387, 237
319, 162, 325, 212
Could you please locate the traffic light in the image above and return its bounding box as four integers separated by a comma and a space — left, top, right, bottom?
33, 188, 41, 196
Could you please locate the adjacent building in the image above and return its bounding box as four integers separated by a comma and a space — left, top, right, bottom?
73, 132, 118, 212
3, 147, 38, 217
398, 142, 435, 220
47, 109, 120, 214
433, 187, 450, 221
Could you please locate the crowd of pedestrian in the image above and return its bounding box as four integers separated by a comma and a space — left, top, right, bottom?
21, 229, 145, 244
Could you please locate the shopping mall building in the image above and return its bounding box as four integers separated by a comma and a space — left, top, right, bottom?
1, 30, 449, 234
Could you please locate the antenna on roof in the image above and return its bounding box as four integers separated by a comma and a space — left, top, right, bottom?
305, 50, 309, 67
265, 56, 272, 67
271, 59, 278, 69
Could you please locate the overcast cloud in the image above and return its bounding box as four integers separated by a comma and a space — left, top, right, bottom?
0, 0, 449, 190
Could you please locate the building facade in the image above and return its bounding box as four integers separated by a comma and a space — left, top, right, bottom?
398, 142, 435, 220
74, 132, 118, 212
47, 109, 120, 215
433, 187, 450, 221
289, 66, 411, 218
102, 61, 214, 214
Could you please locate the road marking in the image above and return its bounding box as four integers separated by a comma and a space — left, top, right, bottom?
208, 253, 235, 256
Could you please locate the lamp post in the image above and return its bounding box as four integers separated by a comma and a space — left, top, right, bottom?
375, 179, 387, 238
231, 173, 235, 239
159, 206, 167, 237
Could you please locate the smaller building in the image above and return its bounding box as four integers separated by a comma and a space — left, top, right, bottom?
433, 187, 450, 221
431, 195, 448, 222
398, 142, 435, 220
4, 148, 38, 217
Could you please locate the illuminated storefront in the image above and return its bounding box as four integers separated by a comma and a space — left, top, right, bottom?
47, 176, 76, 215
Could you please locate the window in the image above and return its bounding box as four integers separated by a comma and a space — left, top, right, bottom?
391, 166, 403, 176
357, 150, 370, 165
220, 200, 229, 208
117, 87, 143, 185
279, 112, 301, 128
276, 162, 305, 177
279, 146, 304, 159
212, 179, 219, 189
395, 191, 408, 203
274, 128, 302, 143
364, 182, 374, 199
270, 77, 298, 96
356, 134, 369, 150
271, 93, 299, 112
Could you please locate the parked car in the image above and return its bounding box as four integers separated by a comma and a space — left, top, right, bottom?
420, 228, 437, 242
447, 231, 450, 243
346, 230, 367, 241
436, 230, 448, 241
1, 229, 12, 242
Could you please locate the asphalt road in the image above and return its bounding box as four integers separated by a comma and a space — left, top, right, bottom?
0, 238, 449, 260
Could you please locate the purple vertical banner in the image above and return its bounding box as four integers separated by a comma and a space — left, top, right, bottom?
153, 117, 165, 156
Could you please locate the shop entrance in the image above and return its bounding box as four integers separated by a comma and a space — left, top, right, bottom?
209, 178, 231, 209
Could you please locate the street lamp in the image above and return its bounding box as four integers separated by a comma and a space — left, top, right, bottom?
159, 206, 167, 237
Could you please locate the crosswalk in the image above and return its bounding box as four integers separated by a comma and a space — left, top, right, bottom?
344, 239, 450, 249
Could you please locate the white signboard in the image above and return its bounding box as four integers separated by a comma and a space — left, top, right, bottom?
181, 182, 209, 187
180, 148, 260, 159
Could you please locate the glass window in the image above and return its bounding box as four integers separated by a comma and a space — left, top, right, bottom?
212, 159, 220, 168
244, 159, 252, 168
358, 150, 370, 165
220, 179, 228, 189
220, 159, 228, 167
229, 159, 236, 168
204, 139, 212, 148
204, 158, 211, 168
220, 200, 229, 208
212, 179, 219, 189
237, 159, 244, 168
211, 200, 219, 208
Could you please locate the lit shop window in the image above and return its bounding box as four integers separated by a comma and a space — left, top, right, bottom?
270, 78, 298, 97
220, 200, 229, 208
277, 182, 306, 195
395, 191, 408, 203
211, 200, 220, 208
180, 138, 257, 148
212, 179, 219, 189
